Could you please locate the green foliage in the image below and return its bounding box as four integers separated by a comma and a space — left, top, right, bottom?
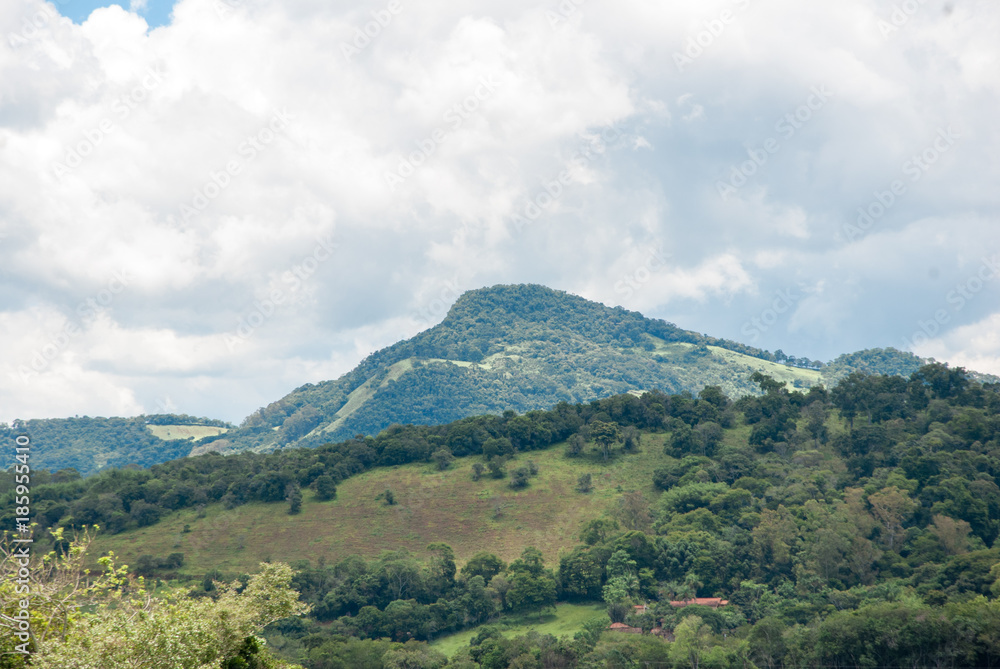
430, 448, 454, 471
0, 416, 212, 476
1, 529, 307, 668
287, 484, 302, 515
602, 550, 640, 604
462, 552, 506, 583
589, 420, 621, 460
9, 361, 1000, 668
147, 287, 945, 462
312, 475, 337, 501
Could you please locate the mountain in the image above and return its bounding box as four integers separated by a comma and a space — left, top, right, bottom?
195, 284, 927, 456
3, 283, 941, 475
0, 414, 232, 476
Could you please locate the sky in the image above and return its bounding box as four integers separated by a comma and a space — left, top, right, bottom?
1, 0, 998, 425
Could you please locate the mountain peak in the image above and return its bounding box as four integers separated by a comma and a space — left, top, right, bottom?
433, 283, 659, 351
444, 283, 605, 321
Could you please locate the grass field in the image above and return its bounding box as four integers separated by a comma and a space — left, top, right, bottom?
429, 602, 607, 657
93, 434, 670, 574
146, 425, 229, 441
706, 346, 824, 387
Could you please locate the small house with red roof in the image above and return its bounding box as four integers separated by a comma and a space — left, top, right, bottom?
608, 622, 643, 634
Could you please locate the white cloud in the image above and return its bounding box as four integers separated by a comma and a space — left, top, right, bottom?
914, 313, 1000, 377
0, 0, 998, 422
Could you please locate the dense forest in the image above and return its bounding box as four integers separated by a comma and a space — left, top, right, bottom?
1, 285, 941, 477
5, 362, 1000, 667
0, 414, 230, 476
184, 285, 933, 454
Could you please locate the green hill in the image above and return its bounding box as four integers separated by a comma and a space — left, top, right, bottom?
92, 430, 674, 574
0, 414, 232, 476
192, 284, 928, 457
14, 363, 995, 669
3, 284, 945, 475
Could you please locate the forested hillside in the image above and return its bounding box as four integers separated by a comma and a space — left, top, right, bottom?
5, 362, 1000, 668
0, 414, 230, 476
3, 285, 943, 476
188, 284, 932, 456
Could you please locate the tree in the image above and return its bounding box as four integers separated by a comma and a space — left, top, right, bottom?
431, 448, 454, 471
579, 518, 619, 546
462, 552, 506, 583
911, 362, 969, 400
747, 617, 788, 669
803, 402, 828, 442
374, 551, 423, 601
831, 372, 874, 430
695, 422, 723, 454
426, 543, 457, 597
752, 505, 797, 568
384, 488, 397, 506
602, 549, 640, 606
471, 463, 485, 481
929, 514, 972, 555
576, 473, 593, 493
747, 372, 786, 397
867, 486, 915, 550
670, 614, 713, 669
622, 426, 640, 452
313, 474, 337, 501
461, 575, 497, 625
668, 424, 704, 457
566, 434, 585, 457
486, 574, 512, 611
286, 483, 302, 515
614, 491, 651, 531
589, 420, 621, 460
509, 467, 530, 489
382, 639, 448, 669
506, 551, 557, 616
1, 528, 308, 668
482, 437, 513, 459
558, 548, 603, 600
487, 460, 505, 479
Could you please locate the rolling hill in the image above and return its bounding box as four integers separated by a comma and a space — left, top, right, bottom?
5, 284, 936, 475
192, 284, 927, 458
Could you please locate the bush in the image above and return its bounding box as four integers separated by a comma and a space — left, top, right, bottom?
314, 475, 337, 501
509, 468, 530, 489
431, 448, 454, 471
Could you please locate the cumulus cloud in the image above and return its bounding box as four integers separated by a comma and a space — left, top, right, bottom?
0, 0, 997, 422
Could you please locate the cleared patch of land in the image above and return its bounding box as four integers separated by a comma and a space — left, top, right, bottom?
315, 359, 416, 436
146, 425, 229, 441
707, 346, 823, 387
93, 434, 669, 574
430, 602, 607, 658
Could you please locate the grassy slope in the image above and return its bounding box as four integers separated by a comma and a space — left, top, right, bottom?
706, 346, 824, 387
146, 425, 229, 441
429, 602, 607, 657
312, 359, 416, 437
93, 434, 670, 574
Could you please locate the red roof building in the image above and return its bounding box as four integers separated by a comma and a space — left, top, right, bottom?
608, 622, 643, 634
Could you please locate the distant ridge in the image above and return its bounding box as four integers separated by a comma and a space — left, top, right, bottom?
5, 283, 961, 474
192, 284, 929, 456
